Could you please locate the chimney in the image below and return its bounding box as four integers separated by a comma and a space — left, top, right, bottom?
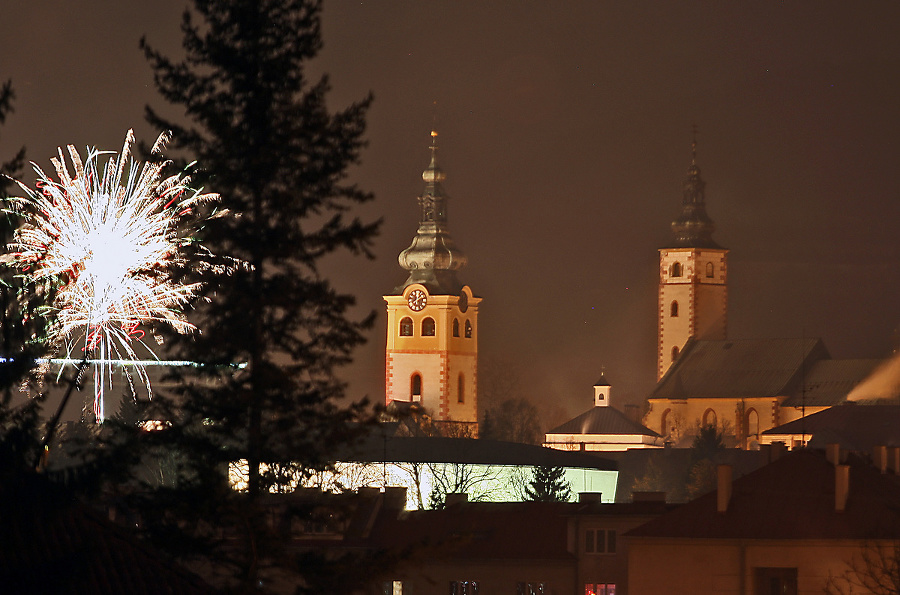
835, 464, 850, 512
624, 404, 642, 425
445, 492, 468, 506
384, 486, 408, 510
770, 442, 786, 462
717, 465, 733, 513
826, 443, 841, 465
874, 445, 888, 474
891, 447, 900, 475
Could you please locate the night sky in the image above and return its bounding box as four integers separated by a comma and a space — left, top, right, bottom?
2, 3, 899, 426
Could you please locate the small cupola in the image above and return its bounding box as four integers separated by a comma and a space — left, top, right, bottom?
593, 373, 611, 407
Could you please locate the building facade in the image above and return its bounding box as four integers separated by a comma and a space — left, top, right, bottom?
384, 132, 481, 434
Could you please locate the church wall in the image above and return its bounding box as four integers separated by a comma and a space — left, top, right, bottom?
645, 397, 784, 446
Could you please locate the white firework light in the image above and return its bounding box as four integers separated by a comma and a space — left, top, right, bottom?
3, 130, 218, 420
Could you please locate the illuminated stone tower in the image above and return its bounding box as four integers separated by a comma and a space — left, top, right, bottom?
657, 137, 728, 380
384, 132, 480, 434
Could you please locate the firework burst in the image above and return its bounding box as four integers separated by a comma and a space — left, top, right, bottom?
3, 130, 219, 420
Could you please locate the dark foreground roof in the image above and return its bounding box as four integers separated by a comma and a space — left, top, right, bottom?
342, 430, 617, 471
628, 450, 900, 540
0, 473, 212, 594
763, 404, 900, 450
651, 338, 829, 400
547, 406, 660, 438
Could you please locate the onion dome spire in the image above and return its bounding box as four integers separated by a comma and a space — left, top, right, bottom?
395, 131, 467, 294
668, 132, 723, 249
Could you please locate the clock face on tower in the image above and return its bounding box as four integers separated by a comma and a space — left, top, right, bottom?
407, 289, 427, 311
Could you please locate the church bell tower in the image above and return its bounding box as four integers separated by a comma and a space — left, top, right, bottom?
658, 136, 728, 380
384, 132, 480, 434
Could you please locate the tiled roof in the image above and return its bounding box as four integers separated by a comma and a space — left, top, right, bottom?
342, 433, 618, 470
762, 404, 900, 450
0, 473, 212, 594
547, 406, 660, 437
627, 450, 900, 540
781, 359, 883, 407
650, 338, 829, 400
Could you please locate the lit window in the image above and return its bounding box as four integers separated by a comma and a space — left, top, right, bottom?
670, 262, 683, 277
453, 318, 460, 337
517, 583, 548, 595
450, 581, 479, 594
464, 320, 473, 338
400, 317, 413, 337
670, 301, 679, 317
411, 374, 422, 401
585, 584, 616, 595
754, 568, 796, 595
422, 317, 436, 336
706, 262, 714, 277
585, 529, 616, 554
381, 580, 404, 595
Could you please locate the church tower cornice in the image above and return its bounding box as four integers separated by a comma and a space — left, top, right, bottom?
395, 131, 468, 295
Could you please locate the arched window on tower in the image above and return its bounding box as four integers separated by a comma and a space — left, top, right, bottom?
464, 320, 473, 338
453, 319, 460, 337
400, 317, 413, 336
422, 317, 436, 336
706, 262, 714, 278
671, 345, 680, 362
458, 373, 465, 404
410, 373, 422, 402
670, 301, 679, 317
670, 262, 683, 277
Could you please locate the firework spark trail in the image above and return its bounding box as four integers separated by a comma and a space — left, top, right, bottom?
3, 130, 220, 420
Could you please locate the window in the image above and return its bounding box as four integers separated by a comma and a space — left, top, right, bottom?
706, 262, 714, 277
381, 581, 404, 595
458, 373, 465, 404
422, 317, 436, 336
411, 374, 422, 401
745, 408, 759, 440
453, 318, 460, 337
517, 583, 547, 595
754, 568, 797, 595
670, 300, 679, 317
585, 584, 616, 595
702, 408, 717, 428
661, 408, 672, 436
670, 262, 683, 277
671, 345, 679, 362
400, 317, 413, 337
464, 320, 473, 338
450, 581, 479, 594
584, 529, 616, 554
